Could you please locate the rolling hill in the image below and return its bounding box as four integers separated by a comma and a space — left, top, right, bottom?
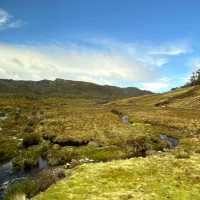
0, 79, 152, 100
2, 84, 200, 200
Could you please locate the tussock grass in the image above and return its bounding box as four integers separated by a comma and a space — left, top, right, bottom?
1, 85, 200, 199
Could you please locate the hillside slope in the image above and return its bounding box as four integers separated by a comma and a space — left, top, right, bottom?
0, 79, 151, 100
32, 85, 200, 200
109, 85, 200, 109
34, 154, 200, 200
2, 85, 200, 200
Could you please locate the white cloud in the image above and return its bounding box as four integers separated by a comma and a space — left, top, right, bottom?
0, 38, 192, 91
149, 44, 191, 56
0, 42, 158, 84
141, 82, 170, 92
0, 8, 23, 30
86, 38, 191, 68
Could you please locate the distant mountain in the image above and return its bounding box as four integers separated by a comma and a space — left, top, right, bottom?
0, 79, 152, 100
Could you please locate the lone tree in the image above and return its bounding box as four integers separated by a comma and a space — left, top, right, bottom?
188, 69, 200, 86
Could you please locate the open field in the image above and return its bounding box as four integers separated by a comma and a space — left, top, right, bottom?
1, 85, 200, 199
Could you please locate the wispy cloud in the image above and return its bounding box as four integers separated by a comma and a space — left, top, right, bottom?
0, 38, 192, 91
0, 8, 23, 30
188, 57, 200, 70
0, 42, 158, 83
141, 81, 169, 92
87, 38, 191, 68
149, 43, 191, 56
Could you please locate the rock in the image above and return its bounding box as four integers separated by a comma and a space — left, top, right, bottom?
79, 157, 94, 164
88, 141, 99, 147
70, 159, 80, 168
146, 150, 156, 156
122, 115, 129, 124
64, 163, 71, 169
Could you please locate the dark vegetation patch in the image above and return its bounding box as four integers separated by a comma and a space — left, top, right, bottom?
0, 138, 20, 163
52, 138, 89, 147
111, 109, 123, 117
22, 134, 41, 148
13, 142, 49, 171
123, 135, 170, 158
42, 133, 89, 147
47, 147, 79, 166
42, 132, 56, 142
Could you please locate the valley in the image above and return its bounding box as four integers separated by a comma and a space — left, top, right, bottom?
0, 81, 199, 199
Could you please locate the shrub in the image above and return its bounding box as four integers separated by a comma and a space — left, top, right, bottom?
13, 142, 49, 171
174, 149, 190, 159
47, 147, 79, 166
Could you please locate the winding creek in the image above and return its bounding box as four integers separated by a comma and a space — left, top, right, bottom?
0, 157, 48, 199
0, 133, 179, 199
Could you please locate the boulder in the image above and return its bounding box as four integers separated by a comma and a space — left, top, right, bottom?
121, 115, 129, 124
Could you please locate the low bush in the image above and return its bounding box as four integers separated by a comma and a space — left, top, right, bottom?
35, 168, 65, 192
47, 147, 79, 166
174, 149, 190, 159
13, 142, 49, 171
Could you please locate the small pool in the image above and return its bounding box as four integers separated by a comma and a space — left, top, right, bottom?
160, 134, 179, 148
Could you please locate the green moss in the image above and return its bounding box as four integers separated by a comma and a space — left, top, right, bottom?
47, 146, 79, 166
0, 136, 20, 163
4, 178, 37, 200
4, 168, 66, 200
74, 145, 128, 161
34, 154, 200, 200
13, 141, 49, 170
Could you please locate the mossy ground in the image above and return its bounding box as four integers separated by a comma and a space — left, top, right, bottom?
34, 154, 200, 200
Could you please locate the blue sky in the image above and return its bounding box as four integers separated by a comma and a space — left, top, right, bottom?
0, 0, 200, 92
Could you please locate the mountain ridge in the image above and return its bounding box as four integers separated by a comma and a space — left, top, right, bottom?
0, 78, 152, 100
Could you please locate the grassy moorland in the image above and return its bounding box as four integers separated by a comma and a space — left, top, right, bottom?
34, 155, 200, 200
1, 83, 200, 199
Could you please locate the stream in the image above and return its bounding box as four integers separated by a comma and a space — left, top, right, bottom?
0, 133, 179, 199
160, 134, 179, 148
0, 157, 48, 199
